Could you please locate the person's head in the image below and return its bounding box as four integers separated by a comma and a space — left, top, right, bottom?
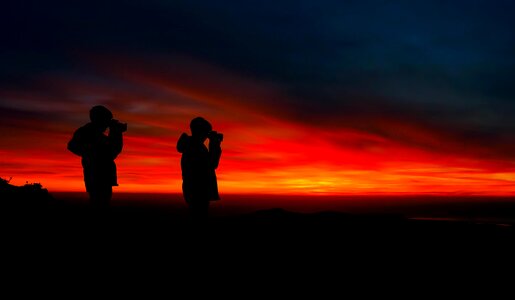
190, 117, 212, 141
89, 105, 113, 130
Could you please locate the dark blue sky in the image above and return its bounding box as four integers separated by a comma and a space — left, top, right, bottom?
2, 0, 515, 158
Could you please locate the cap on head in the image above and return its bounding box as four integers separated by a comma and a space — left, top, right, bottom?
190, 117, 212, 137
89, 105, 113, 124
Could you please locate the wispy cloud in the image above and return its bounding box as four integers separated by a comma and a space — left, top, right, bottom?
1, 1, 515, 194
1, 55, 515, 194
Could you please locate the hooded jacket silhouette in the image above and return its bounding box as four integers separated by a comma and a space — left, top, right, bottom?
177, 132, 221, 203
67, 106, 123, 201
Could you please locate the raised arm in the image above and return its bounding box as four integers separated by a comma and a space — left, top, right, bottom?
108, 129, 123, 160
208, 139, 222, 169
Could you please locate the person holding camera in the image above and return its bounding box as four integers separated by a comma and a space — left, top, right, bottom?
177, 117, 223, 222
68, 105, 127, 210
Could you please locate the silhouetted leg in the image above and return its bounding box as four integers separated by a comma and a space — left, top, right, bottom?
89, 186, 112, 207
187, 199, 209, 225
88, 185, 112, 223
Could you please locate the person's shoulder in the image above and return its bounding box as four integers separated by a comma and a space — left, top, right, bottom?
73, 123, 94, 136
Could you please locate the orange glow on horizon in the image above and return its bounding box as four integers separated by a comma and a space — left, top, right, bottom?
2, 56, 515, 196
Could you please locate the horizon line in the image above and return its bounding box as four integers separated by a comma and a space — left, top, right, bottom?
49, 190, 515, 197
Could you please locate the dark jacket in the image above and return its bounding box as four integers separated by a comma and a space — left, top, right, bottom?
177, 133, 221, 202
67, 123, 123, 192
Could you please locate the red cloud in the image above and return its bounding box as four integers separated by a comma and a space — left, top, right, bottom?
1, 55, 515, 195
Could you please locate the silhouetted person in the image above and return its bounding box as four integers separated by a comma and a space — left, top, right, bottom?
177, 117, 222, 223
67, 105, 127, 211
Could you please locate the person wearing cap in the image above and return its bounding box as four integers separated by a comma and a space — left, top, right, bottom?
68, 105, 125, 210
177, 117, 223, 222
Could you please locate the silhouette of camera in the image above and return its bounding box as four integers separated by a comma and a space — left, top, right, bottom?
209, 131, 223, 142
110, 119, 128, 132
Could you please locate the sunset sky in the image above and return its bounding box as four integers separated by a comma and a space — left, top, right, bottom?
1, 0, 515, 195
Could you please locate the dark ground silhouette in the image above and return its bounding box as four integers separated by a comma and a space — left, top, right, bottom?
2, 180, 514, 289
3, 182, 510, 299
3, 180, 513, 256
